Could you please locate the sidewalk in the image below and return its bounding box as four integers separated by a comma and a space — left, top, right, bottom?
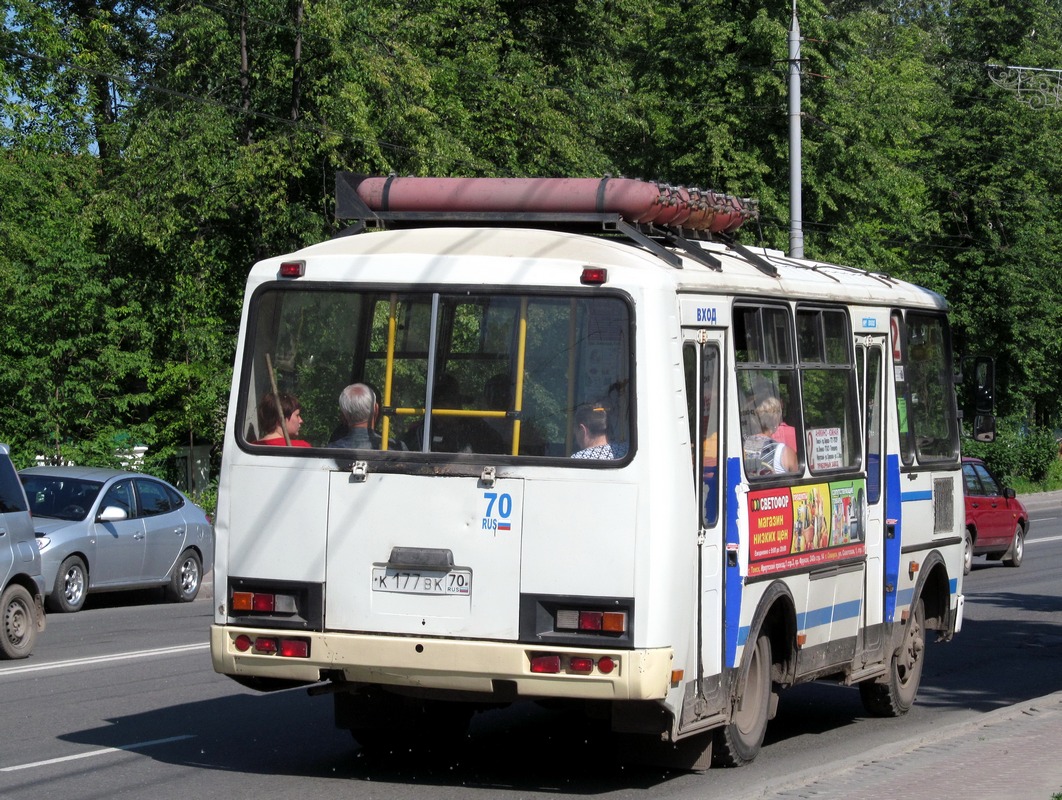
1019, 488, 1062, 514
740, 691, 1062, 799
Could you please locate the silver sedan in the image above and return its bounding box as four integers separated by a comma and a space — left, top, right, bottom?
19, 466, 214, 613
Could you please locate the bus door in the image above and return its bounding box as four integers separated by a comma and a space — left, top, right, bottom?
324, 471, 524, 638
683, 332, 725, 684
856, 336, 886, 659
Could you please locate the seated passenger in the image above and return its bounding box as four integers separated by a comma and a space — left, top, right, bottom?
571, 404, 629, 460
254, 393, 311, 447
328, 383, 379, 449
743, 394, 798, 475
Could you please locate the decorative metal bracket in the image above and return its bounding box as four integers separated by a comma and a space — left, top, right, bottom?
987, 64, 1062, 109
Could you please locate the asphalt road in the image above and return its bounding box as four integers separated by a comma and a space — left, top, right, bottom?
1, 500, 1059, 800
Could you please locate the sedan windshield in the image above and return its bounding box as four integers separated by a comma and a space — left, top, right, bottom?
21, 476, 103, 521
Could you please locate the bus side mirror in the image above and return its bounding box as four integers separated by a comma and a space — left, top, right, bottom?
973, 356, 994, 414
973, 414, 996, 443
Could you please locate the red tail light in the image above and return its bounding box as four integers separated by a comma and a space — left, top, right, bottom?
530, 655, 562, 674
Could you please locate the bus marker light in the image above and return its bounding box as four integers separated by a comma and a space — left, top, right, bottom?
234, 635, 253, 652
570, 657, 594, 673
578, 611, 604, 631
556, 609, 579, 629
279, 261, 305, 278
670, 668, 682, 684
580, 267, 607, 285
598, 657, 616, 675
279, 639, 310, 658
530, 655, 562, 674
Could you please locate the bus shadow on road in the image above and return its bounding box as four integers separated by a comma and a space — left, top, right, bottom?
59, 690, 687, 791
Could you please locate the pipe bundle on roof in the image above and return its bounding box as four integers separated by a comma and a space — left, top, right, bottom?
354, 176, 757, 234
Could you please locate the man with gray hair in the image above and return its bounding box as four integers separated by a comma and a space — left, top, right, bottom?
328, 383, 379, 449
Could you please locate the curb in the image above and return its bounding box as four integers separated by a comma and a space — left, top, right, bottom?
737, 692, 1062, 799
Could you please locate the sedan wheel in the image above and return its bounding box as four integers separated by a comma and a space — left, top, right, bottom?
166, 549, 202, 603
48, 555, 88, 613
962, 529, 973, 576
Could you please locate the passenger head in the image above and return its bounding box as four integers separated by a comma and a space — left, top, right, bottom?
754, 394, 783, 433
574, 403, 609, 439
339, 383, 377, 427
257, 393, 301, 436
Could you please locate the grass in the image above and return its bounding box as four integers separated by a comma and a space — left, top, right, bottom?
1011, 458, 1062, 495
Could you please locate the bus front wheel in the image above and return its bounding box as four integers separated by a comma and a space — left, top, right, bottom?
859, 598, 925, 717
713, 633, 774, 767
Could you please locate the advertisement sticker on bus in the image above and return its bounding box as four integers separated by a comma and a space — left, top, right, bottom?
747, 479, 867, 576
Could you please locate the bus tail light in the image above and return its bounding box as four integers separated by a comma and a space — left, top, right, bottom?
556, 608, 628, 634
234, 634, 310, 658
231, 590, 298, 614
531, 655, 562, 673
530, 653, 620, 675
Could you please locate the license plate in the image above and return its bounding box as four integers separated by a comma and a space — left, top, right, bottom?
371, 567, 472, 596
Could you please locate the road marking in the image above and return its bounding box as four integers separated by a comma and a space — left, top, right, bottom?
0, 735, 195, 772
0, 643, 209, 678
1028, 534, 1062, 544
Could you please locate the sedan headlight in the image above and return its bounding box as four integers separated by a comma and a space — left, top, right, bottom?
35, 536, 50, 550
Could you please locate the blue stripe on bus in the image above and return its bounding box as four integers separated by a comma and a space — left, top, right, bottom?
737, 598, 863, 646
724, 456, 744, 669
900, 490, 933, 502
897, 578, 959, 612
884, 454, 903, 624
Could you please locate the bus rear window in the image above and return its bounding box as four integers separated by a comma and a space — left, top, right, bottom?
238, 288, 632, 460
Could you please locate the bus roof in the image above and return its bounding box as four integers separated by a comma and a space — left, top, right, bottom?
257, 224, 948, 312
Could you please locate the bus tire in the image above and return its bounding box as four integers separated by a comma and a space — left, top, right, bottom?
859, 597, 925, 717
713, 633, 773, 767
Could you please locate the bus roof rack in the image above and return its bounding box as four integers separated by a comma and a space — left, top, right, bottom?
335, 173, 762, 271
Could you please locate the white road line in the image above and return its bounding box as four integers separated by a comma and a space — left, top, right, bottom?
0, 643, 209, 678
0, 735, 195, 772
1029, 534, 1062, 544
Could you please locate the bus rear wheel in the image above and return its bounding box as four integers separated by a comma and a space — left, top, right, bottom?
713, 633, 774, 767
860, 598, 925, 717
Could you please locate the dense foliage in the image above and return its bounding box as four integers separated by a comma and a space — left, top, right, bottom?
3, 0, 1062, 483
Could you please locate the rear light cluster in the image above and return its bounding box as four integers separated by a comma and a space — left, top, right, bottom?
530, 653, 618, 675
231, 590, 297, 614
234, 633, 310, 659
555, 608, 627, 634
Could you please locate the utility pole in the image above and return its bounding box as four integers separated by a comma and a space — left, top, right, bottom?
788, 0, 804, 259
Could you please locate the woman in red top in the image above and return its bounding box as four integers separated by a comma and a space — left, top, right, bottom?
254, 393, 311, 447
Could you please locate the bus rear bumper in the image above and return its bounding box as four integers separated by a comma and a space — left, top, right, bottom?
210, 624, 674, 701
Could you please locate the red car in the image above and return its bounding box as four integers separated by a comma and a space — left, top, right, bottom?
961, 456, 1029, 575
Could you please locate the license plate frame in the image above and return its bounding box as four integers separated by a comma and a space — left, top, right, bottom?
371, 567, 472, 596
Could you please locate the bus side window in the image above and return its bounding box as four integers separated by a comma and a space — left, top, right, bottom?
797, 308, 860, 473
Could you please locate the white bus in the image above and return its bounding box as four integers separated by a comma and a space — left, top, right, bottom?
211, 175, 969, 769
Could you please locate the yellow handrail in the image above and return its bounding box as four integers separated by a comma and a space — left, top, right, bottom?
380, 294, 398, 451
511, 297, 529, 455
